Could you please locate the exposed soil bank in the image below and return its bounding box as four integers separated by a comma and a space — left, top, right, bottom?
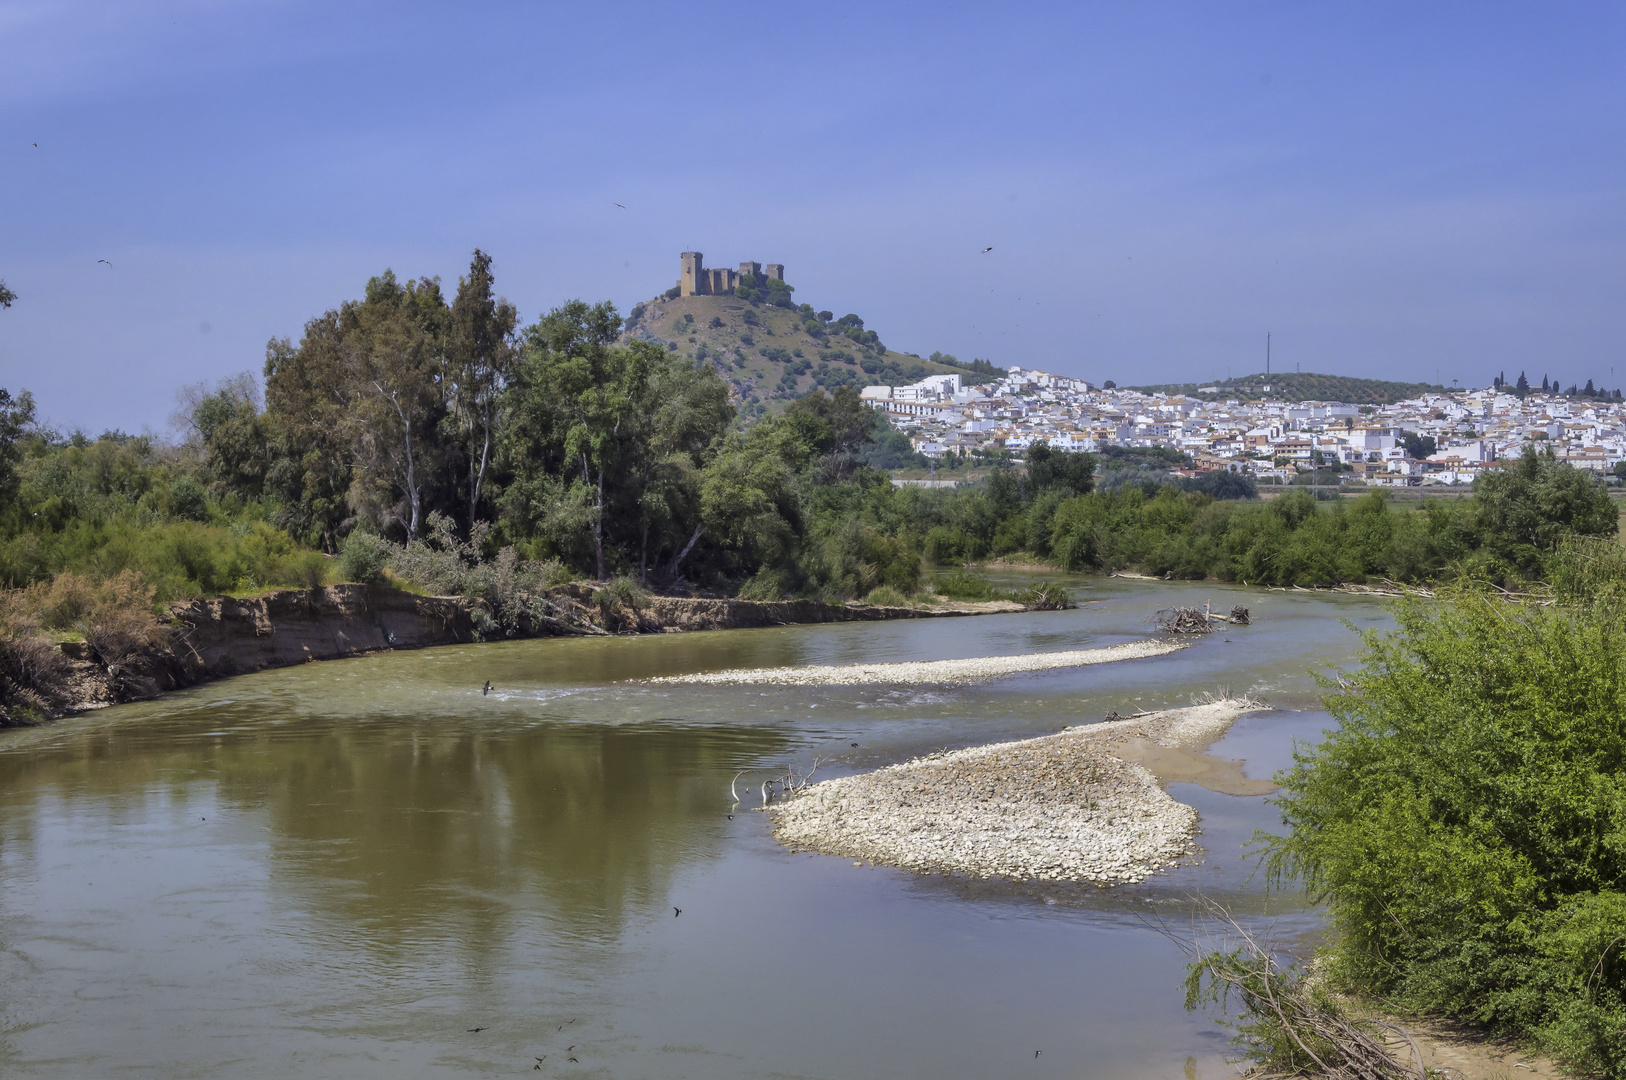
768, 699, 1265, 885
37, 586, 1029, 719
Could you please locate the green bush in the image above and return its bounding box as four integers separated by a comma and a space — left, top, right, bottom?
1265, 589, 1626, 1073
923, 525, 966, 565
168, 476, 209, 521
861, 585, 909, 607
736, 567, 794, 601
279, 550, 328, 590
930, 569, 1002, 601
338, 531, 392, 584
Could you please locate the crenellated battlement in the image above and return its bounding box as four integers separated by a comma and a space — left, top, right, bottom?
678, 252, 785, 297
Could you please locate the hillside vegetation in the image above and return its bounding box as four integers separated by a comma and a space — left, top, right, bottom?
1129, 371, 1447, 404
623, 292, 968, 418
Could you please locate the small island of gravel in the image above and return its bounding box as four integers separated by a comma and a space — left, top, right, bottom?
767, 697, 1267, 885
648, 639, 1188, 686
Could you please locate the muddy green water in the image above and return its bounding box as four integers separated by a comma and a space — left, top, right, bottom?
0, 578, 1391, 1078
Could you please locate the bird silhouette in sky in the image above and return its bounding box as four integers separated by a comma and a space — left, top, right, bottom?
97, 259, 112, 267
981, 246, 994, 253
1035, 1050, 1042, 1058
673, 906, 681, 917
614, 202, 626, 209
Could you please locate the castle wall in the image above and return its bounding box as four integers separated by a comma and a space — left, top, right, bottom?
680, 251, 707, 296
677, 253, 783, 297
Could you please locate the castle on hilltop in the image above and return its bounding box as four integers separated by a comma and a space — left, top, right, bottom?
677, 252, 785, 297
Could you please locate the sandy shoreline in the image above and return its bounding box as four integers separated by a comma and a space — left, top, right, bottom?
767, 698, 1266, 885
647, 639, 1188, 686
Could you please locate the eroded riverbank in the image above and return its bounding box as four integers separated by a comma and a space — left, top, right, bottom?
27, 584, 1029, 722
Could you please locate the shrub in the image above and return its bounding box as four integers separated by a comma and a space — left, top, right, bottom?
861, 585, 909, 607
930, 569, 1001, 601
278, 550, 328, 590
736, 567, 794, 601
1265, 590, 1626, 1073
338, 531, 392, 584
0, 589, 75, 722
168, 476, 209, 521
591, 574, 649, 615
1018, 582, 1072, 609
389, 512, 561, 634
923, 525, 965, 565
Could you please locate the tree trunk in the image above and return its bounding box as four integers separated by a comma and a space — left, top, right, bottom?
594, 469, 605, 581
468, 396, 491, 532
380, 383, 421, 543
662, 524, 703, 582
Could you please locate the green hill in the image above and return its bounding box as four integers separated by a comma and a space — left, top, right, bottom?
621, 292, 972, 418
1128, 371, 1448, 405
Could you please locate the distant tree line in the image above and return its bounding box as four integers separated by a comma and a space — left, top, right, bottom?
1493, 370, 1623, 400
0, 253, 1618, 605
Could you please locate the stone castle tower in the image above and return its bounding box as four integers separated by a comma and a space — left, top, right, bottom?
678, 252, 785, 297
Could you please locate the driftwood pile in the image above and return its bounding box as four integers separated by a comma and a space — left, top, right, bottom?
1155, 607, 1216, 634
1180, 902, 1427, 1080
1154, 603, 1252, 635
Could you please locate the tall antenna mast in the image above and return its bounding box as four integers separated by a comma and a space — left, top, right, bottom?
1266, 331, 1271, 378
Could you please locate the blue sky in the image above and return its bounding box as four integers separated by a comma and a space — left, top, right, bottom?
3, 2, 1625, 432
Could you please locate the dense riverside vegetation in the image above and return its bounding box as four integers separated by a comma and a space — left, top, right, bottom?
1249, 539, 1626, 1074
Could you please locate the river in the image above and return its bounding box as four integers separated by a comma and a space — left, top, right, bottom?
0, 577, 1392, 1078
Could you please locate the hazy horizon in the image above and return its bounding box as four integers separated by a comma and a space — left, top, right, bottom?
4, 2, 1625, 433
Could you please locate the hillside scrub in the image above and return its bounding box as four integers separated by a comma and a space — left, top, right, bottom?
1262, 554, 1626, 1073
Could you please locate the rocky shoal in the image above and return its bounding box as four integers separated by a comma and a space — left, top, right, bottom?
649, 639, 1188, 686
767, 698, 1266, 885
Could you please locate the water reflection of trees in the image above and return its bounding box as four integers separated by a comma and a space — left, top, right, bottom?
0, 715, 790, 961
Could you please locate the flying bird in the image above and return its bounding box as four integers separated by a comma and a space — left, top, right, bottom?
97, 259, 112, 267
568, 1058, 578, 1064
482, 680, 492, 695
851, 742, 858, 748
673, 907, 681, 917
566, 1046, 575, 1052
1035, 1050, 1042, 1058
467, 1027, 486, 1033
981, 247, 994, 253
614, 203, 626, 209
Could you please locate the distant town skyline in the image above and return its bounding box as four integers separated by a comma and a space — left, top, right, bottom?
4, 2, 1625, 433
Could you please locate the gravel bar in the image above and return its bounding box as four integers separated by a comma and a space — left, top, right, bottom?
648, 639, 1187, 686
767, 699, 1266, 885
